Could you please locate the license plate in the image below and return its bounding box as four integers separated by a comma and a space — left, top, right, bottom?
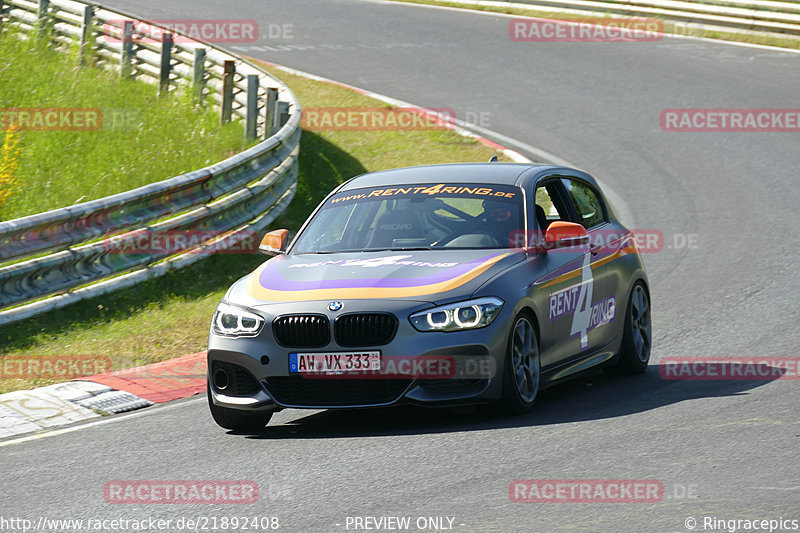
289, 351, 381, 374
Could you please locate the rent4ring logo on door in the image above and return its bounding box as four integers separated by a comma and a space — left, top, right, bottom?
548, 255, 616, 349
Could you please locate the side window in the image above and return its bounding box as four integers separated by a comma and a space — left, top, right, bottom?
563, 179, 606, 229
534, 181, 570, 231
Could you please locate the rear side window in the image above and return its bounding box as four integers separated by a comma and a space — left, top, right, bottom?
563, 179, 606, 229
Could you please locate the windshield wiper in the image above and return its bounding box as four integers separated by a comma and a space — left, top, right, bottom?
303, 247, 435, 254
302, 249, 393, 254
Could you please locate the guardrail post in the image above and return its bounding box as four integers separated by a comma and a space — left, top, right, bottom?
192, 47, 206, 100
245, 74, 259, 140
36, 0, 50, 39
277, 101, 290, 128
221, 60, 235, 125
120, 20, 134, 78
159, 32, 173, 96
79, 5, 95, 65
262, 87, 278, 140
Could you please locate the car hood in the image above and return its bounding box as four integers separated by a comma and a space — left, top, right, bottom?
240, 249, 525, 305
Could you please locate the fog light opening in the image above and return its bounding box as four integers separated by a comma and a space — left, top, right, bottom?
213, 367, 230, 390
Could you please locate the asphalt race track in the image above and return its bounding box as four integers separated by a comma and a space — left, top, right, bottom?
2, 1, 798, 532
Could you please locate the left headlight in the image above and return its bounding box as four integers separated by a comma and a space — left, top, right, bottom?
410, 297, 504, 332
211, 303, 265, 337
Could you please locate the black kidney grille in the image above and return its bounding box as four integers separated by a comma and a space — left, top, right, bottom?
272, 314, 330, 347
335, 313, 398, 347
264, 376, 411, 407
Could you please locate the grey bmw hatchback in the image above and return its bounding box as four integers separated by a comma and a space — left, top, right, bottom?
207, 163, 651, 430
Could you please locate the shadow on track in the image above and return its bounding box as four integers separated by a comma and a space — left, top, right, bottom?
237, 362, 785, 440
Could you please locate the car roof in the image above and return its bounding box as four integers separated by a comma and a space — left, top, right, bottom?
338, 162, 565, 190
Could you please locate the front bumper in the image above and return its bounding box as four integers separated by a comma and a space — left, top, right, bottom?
207, 298, 512, 411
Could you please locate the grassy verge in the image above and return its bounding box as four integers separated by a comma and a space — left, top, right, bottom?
394, 0, 800, 50
0, 27, 252, 221
0, 60, 511, 393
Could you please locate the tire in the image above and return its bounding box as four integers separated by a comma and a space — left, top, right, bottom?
498, 314, 541, 415
607, 282, 651, 375
207, 384, 273, 431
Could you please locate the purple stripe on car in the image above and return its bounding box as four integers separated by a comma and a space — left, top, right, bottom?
258, 253, 505, 291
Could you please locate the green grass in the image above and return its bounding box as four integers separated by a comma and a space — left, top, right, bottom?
394, 0, 800, 50
0, 60, 510, 393
0, 27, 252, 221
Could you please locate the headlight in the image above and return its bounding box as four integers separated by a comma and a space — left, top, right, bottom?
211, 303, 265, 337
410, 297, 504, 332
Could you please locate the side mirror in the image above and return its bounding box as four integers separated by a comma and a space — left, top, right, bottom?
259, 229, 289, 255
545, 222, 590, 249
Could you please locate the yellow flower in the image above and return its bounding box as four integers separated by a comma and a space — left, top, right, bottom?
0, 123, 22, 209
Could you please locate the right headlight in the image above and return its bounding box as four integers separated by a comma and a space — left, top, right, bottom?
211, 302, 265, 337
410, 297, 504, 332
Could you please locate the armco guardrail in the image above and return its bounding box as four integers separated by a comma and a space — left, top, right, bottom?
487, 0, 800, 38
0, 0, 301, 326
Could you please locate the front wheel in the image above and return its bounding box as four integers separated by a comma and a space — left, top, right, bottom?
607, 282, 651, 374
498, 314, 540, 414
207, 384, 273, 431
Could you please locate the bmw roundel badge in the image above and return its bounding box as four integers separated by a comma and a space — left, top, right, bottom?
328, 301, 343, 312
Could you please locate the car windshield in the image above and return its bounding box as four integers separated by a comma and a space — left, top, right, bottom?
292, 183, 525, 254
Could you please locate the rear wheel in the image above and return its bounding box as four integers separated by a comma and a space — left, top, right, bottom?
608, 282, 651, 374
498, 314, 540, 414
207, 384, 273, 431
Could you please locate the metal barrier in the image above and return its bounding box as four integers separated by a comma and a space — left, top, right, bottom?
469, 0, 800, 38
0, 0, 302, 325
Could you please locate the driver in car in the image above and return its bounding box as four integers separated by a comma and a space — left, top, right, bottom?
481, 199, 520, 248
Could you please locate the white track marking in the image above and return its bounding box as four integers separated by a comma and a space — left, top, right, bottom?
0, 396, 205, 448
